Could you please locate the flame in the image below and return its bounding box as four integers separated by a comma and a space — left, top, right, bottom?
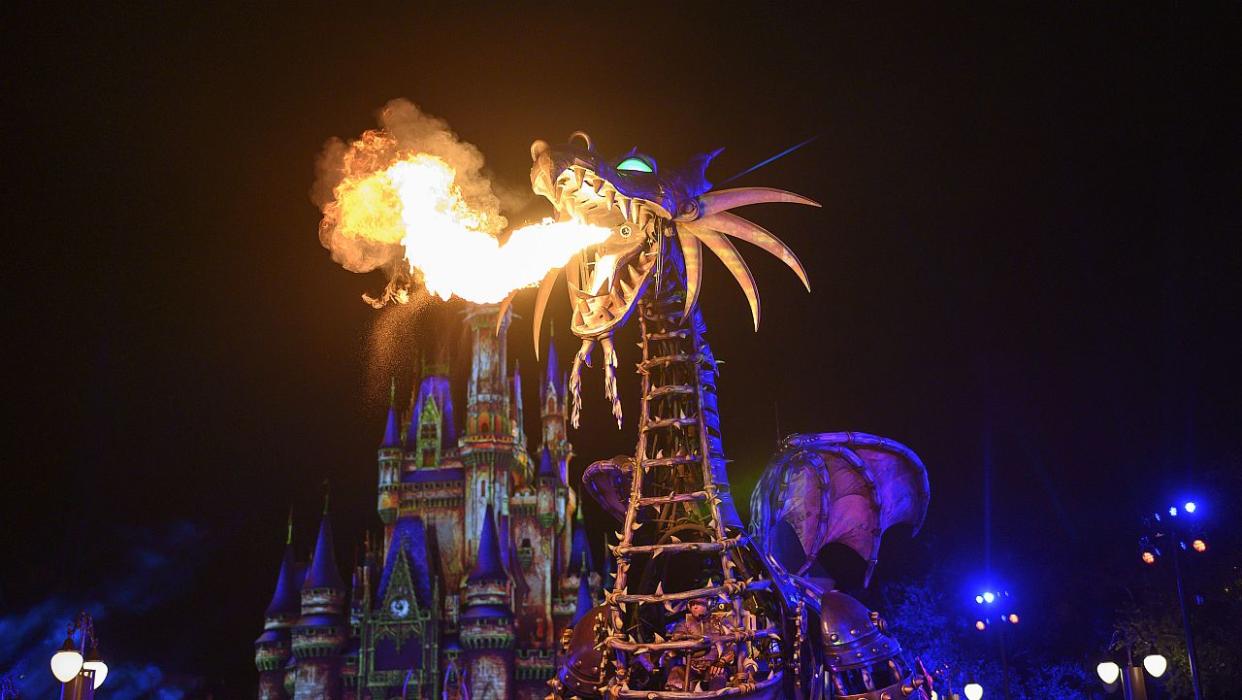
319, 132, 607, 304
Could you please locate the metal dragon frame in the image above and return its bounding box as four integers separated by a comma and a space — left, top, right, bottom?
500, 132, 933, 700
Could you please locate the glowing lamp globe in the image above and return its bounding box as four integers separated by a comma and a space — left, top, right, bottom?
982, 591, 995, 604
975, 594, 984, 604
1096, 661, 1121, 685
1168, 506, 1178, 517
975, 619, 987, 631
1184, 501, 1196, 514
964, 681, 984, 700
50, 637, 83, 683
1141, 550, 1156, 565
83, 649, 108, 689
1143, 654, 1168, 678
1192, 539, 1207, 553
1008, 613, 1019, 624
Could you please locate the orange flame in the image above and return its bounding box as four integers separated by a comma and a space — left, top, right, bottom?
319, 131, 607, 304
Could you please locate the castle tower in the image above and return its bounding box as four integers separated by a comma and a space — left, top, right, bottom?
461, 304, 515, 576
459, 504, 515, 700
291, 504, 347, 700
255, 514, 302, 700
540, 334, 576, 585
555, 496, 595, 632
377, 380, 402, 529
539, 335, 570, 470
511, 360, 527, 455
409, 356, 456, 472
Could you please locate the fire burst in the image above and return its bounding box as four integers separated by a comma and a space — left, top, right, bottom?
320, 132, 608, 305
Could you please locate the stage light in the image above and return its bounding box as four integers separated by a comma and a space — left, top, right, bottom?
50, 636, 83, 683
982, 591, 995, 604
1183, 501, 1196, 514
1096, 661, 1120, 685
1143, 654, 1167, 678
1192, 539, 1207, 553
964, 681, 984, 700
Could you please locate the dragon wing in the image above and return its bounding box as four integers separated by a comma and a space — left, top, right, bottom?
749, 432, 929, 586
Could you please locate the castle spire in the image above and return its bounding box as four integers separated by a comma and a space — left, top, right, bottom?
263, 515, 300, 619
380, 376, 400, 448
304, 491, 345, 592
467, 504, 508, 584
569, 492, 592, 573
572, 558, 594, 626
544, 327, 562, 399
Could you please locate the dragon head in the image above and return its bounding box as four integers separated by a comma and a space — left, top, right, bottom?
528, 131, 716, 339
510, 131, 820, 425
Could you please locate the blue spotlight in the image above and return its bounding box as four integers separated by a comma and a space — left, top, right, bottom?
1184, 501, 1197, 514
982, 591, 996, 604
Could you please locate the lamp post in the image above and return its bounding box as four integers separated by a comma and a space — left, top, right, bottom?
50, 612, 107, 699
1137, 500, 1205, 700
1095, 646, 1166, 700
972, 590, 1017, 700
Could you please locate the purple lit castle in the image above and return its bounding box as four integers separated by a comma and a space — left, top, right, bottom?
255, 304, 600, 699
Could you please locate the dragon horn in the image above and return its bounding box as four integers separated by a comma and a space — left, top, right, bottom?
681, 187, 820, 221
531, 266, 561, 360
677, 227, 703, 318
684, 224, 761, 331
697, 211, 811, 292
495, 291, 516, 336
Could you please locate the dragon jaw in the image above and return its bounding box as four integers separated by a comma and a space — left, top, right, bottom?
517, 131, 821, 425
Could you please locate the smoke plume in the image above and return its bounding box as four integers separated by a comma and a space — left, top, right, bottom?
312, 100, 511, 303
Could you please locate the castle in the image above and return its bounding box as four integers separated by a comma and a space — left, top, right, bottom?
254, 304, 602, 699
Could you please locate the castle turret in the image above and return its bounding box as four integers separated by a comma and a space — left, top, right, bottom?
540, 335, 570, 471
511, 360, 527, 454
460, 504, 515, 698
377, 379, 402, 527
291, 503, 347, 700
409, 359, 456, 471
461, 304, 515, 576
572, 559, 594, 627
255, 513, 302, 700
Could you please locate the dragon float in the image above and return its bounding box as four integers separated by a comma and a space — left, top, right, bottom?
497, 132, 932, 700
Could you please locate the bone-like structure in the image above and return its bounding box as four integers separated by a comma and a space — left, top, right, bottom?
519, 134, 931, 700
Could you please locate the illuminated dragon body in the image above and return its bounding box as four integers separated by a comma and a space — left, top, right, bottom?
509, 133, 932, 700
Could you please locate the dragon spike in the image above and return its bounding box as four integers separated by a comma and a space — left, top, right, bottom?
685, 225, 761, 331
531, 266, 562, 359
697, 211, 811, 292
677, 226, 703, 318
599, 334, 623, 428
568, 337, 595, 429
495, 291, 516, 336
685, 187, 821, 221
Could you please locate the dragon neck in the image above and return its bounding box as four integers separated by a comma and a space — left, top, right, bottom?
633, 236, 742, 530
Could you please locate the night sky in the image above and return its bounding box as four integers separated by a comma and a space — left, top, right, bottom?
5, 3, 1239, 697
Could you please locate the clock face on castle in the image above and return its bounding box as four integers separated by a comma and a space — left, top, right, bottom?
389, 598, 411, 619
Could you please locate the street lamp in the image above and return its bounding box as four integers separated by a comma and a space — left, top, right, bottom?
49, 612, 106, 699
964, 681, 984, 700
1138, 501, 1206, 700
1094, 636, 1167, 700
972, 590, 1015, 700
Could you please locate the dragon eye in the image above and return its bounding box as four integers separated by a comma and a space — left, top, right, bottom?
616, 156, 654, 173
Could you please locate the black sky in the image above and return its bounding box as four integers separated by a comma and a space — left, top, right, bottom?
4, 3, 1239, 695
